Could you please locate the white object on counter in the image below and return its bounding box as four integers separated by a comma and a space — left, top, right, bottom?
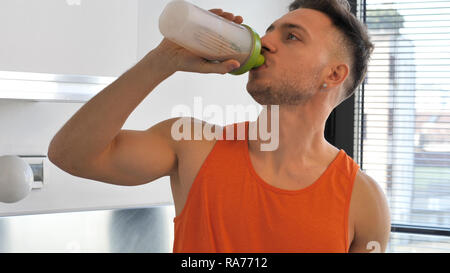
0, 155, 34, 203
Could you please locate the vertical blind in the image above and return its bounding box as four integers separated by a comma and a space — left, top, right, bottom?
355, 0, 450, 252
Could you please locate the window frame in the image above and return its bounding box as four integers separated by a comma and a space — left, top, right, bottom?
325, 0, 450, 238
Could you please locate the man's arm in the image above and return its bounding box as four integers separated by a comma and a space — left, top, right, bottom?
59, 117, 182, 186
47, 48, 177, 185
349, 171, 391, 253
47, 9, 243, 186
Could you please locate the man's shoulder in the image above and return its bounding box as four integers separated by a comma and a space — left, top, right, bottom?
352, 170, 389, 213
163, 117, 224, 154
161, 116, 223, 139
354, 170, 384, 198
349, 170, 391, 252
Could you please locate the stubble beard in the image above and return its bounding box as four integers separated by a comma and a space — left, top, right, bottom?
246, 71, 319, 107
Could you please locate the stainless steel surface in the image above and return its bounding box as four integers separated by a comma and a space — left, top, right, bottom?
0, 71, 116, 102
0, 206, 175, 252
19, 156, 47, 189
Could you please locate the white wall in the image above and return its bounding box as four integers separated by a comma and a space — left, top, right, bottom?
0, 0, 139, 76
0, 0, 292, 216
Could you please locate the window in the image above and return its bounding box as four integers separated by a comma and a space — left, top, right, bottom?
355, 0, 450, 252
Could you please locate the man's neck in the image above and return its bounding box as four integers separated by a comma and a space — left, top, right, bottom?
249, 103, 338, 177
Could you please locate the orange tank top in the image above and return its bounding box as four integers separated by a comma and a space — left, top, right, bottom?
173, 121, 359, 253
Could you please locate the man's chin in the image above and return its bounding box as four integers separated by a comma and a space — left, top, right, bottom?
246, 86, 273, 105
246, 84, 262, 97
246, 77, 269, 91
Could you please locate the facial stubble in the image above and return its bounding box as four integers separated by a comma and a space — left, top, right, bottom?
246, 67, 321, 106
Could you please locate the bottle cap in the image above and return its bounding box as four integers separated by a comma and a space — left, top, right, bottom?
229, 24, 265, 75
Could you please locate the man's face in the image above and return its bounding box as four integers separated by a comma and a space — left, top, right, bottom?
247, 8, 337, 106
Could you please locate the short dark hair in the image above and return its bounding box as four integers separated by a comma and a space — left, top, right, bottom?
289, 0, 374, 102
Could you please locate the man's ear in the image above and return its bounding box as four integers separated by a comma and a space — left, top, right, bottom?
324, 63, 349, 89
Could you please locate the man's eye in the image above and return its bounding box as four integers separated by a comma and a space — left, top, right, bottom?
287, 33, 300, 41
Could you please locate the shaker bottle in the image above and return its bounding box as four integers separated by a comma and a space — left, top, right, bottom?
159, 0, 265, 75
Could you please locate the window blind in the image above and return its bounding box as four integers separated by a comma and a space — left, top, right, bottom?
355, 0, 450, 252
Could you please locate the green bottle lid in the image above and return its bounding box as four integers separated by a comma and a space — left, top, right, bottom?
229, 24, 265, 75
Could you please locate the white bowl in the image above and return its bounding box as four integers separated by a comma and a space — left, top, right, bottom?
0, 155, 34, 203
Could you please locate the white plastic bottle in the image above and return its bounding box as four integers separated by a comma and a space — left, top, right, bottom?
159, 0, 265, 75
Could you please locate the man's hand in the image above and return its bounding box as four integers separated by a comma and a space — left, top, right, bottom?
149, 9, 243, 75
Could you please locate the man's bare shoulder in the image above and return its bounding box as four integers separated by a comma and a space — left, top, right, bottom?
353, 170, 386, 202
349, 170, 391, 252
164, 117, 224, 154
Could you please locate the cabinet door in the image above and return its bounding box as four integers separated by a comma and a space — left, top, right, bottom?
0, 0, 138, 77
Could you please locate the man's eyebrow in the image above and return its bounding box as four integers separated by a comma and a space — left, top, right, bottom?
265, 22, 311, 38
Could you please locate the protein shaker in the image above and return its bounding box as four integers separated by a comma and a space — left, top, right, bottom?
159, 0, 265, 75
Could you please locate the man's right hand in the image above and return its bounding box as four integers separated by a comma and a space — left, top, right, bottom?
148, 9, 244, 75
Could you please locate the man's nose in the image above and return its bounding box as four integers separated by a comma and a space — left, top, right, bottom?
260, 34, 277, 54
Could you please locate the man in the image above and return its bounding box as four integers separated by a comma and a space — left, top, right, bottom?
48, 0, 390, 253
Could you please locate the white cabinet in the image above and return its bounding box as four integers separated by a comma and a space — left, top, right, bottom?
0, 0, 139, 77
0, 0, 293, 216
